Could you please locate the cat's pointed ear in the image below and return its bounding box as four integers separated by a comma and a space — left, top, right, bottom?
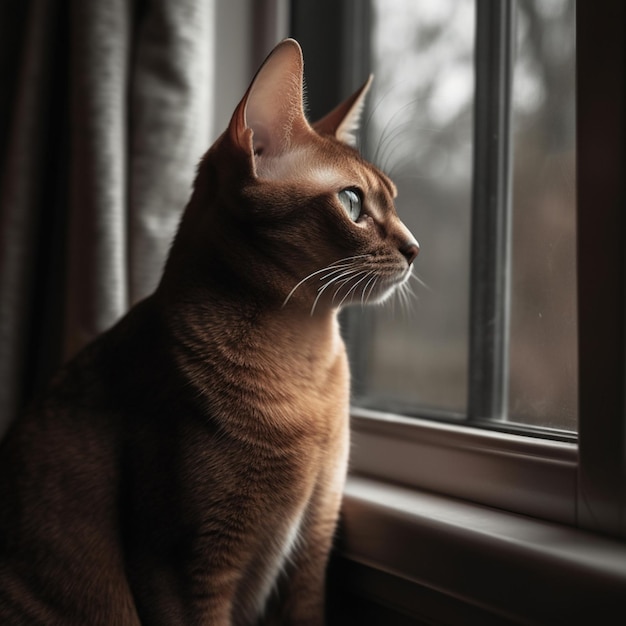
229, 39, 310, 165
313, 75, 373, 148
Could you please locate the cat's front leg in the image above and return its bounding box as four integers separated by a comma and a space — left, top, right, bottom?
127, 511, 246, 626
129, 560, 238, 626
263, 470, 346, 626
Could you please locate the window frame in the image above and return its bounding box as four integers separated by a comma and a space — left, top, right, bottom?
576, 0, 626, 540
290, 0, 626, 619
468, 0, 514, 425
293, 0, 625, 538
350, 406, 577, 523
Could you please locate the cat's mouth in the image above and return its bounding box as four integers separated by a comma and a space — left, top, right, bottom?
362, 263, 415, 306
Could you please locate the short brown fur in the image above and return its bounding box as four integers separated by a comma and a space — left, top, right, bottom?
0, 40, 418, 625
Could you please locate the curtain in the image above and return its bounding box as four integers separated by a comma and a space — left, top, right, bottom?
0, 0, 215, 438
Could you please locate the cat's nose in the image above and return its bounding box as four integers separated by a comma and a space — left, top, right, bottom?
400, 241, 420, 266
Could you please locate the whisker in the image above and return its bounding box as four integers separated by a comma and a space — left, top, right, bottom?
370, 94, 436, 167
376, 121, 425, 175
282, 254, 371, 308
401, 281, 418, 303
328, 254, 371, 265
409, 272, 430, 291
365, 275, 380, 305
319, 263, 361, 282
320, 268, 362, 293
371, 97, 429, 165
311, 268, 362, 316
283, 267, 340, 308
337, 271, 372, 308
361, 274, 378, 307
398, 282, 413, 317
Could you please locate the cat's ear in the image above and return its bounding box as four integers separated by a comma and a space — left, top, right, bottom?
229, 39, 310, 167
313, 75, 373, 148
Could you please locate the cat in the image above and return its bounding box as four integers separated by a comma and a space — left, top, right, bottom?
0, 39, 418, 625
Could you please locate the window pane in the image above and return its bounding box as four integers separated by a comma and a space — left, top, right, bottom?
352, 0, 475, 415
508, 0, 577, 431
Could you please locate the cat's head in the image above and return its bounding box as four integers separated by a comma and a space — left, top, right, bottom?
166, 39, 418, 315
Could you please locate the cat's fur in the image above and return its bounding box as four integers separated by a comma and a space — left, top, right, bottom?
0, 39, 418, 625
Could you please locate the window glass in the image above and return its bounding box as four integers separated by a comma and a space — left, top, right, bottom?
354, 0, 576, 433
508, 0, 577, 431
352, 0, 475, 415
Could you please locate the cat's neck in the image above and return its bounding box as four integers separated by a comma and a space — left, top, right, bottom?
157, 282, 343, 375
195, 302, 333, 352
153, 286, 346, 438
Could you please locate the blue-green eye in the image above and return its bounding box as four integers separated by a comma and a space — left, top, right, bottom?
338, 189, 362, 222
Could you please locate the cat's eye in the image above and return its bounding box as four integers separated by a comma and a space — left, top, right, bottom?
338, 189, 362, 222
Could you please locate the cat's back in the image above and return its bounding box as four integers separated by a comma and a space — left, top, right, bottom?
0, 295, 164, 454
0, 299, 164, 626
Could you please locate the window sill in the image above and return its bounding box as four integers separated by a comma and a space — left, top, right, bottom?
350, 407, 577, 525
336, 476, 626, 625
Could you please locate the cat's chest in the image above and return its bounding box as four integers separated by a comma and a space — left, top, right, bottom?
259, 363, 347, 448
209, 321, 350, 433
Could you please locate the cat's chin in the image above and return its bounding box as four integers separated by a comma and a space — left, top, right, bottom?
354, 268, 413, 307
366, 286, 400, 306
367, 289, 396, 306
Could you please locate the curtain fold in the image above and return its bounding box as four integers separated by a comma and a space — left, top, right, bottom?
0, 0, 215, 438
67, 0, 132, 356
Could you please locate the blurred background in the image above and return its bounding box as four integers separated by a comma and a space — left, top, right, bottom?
355, 0, 577, 432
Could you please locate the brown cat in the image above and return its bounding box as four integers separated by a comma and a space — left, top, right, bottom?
0, 39, 418, 625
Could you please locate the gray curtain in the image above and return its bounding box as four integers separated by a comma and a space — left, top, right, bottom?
0, 0, 214, 438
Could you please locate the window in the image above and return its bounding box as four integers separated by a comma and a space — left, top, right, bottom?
292, 0, 626, 534
509, 1, 577, 431
293, 0, 585, 525
349, 0, 577, 437
290, 0, 626, 621
353, 0, 474, 419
